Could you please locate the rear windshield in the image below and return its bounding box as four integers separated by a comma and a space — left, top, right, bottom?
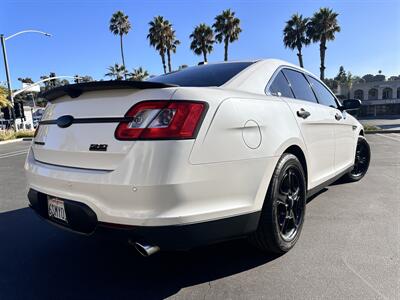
147, 62, 254, 87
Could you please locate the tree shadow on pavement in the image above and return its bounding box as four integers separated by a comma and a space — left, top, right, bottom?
0, 208, 278, 300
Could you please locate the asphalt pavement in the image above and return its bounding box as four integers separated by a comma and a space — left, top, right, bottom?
0, 136, 399, 299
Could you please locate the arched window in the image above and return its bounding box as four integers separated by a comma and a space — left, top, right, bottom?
382, 87, 393, 99
354, 89, 364, 100
368, 88, 378, 100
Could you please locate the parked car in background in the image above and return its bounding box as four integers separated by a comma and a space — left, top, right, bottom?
26, 59, 370, 256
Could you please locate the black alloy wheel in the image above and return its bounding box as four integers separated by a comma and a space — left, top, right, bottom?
250, 153, 306, 254
344, 136, 371, 182
276, 167, 303, 241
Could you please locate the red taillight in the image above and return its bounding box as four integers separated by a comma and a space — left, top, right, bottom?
115, 101, 207, 140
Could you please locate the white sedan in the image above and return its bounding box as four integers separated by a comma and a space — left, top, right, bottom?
25, 59, 370, 256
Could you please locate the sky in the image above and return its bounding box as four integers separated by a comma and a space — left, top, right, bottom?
1, 0, 399, 88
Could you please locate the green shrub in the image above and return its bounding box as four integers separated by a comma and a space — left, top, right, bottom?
15, 130, 35, 138
0, 130, 16, 141
363, 125, 380, 131
0, 130, 35, 141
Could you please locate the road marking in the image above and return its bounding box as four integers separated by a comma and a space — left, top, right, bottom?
0, 149, 29, 156
376, 133, 400, 142
0, 150, 29, 159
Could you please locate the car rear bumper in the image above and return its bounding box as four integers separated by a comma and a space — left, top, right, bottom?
25, 146, 277, 227
28, 188, 261, 250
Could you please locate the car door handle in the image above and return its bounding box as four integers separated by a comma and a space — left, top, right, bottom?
297, 108, 311, 119
335, 113, 342, 121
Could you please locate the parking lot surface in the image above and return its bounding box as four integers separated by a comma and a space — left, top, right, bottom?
0, 135, 399, 299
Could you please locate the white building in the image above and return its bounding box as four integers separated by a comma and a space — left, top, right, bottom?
16, 106, 34, 130
337, 79, 400, 116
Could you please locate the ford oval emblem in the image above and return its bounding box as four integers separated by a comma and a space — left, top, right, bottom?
57, 115, 74, 128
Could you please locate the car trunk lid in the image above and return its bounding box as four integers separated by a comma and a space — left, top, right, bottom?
33, 82, 177, 170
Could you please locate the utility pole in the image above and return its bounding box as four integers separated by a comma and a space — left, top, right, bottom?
0, 34, 17, 130
1, 30, 51, 131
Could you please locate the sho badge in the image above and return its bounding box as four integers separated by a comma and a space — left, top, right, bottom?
89, 144, 108, 151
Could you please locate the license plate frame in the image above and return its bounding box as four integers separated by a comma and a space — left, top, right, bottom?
47, 196, 68, 223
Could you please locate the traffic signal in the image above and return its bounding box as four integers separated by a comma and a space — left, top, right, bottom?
1, 107, 11, 120
20, 102, 26, 120
14, 102, 21, 118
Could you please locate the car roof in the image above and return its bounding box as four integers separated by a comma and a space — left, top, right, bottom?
222, 59, 318, 95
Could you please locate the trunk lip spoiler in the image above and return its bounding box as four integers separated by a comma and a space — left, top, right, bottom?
40, 80, 179, 101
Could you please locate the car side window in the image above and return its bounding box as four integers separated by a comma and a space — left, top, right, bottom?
282, 69, 317, 103
268, 71, 294, 98
307, 75, 338, 108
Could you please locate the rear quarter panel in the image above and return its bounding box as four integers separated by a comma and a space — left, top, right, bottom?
189, 96, 306, 164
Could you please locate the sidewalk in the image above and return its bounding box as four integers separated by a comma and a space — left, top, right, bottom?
358, 116, 400, 131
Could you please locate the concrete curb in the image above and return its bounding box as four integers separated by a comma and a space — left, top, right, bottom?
365, 130, 400, 134
0, 138, 24, 145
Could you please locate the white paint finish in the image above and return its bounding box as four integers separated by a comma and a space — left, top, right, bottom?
25, 148, 276, 225
25, 59, 363, 227
189, 97, 302, 164
242, 120, 261, 149
283, 97, 336, 188
334, 112, 359, 174
33, 88, 177, 170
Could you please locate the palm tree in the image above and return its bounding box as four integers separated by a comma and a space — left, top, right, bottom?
0, 86, 11, 108
344, 71, 353, 99
165, 24, 180, 72
307, 8, 341, 80
17, 77, 34, 84
190, 23, 214, 63
109, 11, 132, 69
148, 16, 169, 74
283, 14, 310, 68
213, 9, 242, 61
128, 67, 149, 81
105, 64, 128, 80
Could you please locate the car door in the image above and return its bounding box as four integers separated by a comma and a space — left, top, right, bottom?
306, 75, 356, 174
269, 68, 336, 189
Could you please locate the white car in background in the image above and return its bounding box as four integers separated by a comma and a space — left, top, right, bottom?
25, 59, 370, 256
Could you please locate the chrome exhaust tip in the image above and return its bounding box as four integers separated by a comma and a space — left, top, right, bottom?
133, 241, 160, 257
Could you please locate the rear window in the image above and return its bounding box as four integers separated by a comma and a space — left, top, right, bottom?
268, 71, 294, 98
147, 62, 254, 87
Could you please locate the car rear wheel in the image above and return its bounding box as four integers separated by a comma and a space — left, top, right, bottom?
250, 153, 306, 254
343, 136, 371, 182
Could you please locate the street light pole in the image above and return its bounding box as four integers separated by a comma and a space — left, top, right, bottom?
0, 34, 16, 130
0, 30, 51, 131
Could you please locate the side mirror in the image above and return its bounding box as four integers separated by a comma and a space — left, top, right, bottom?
341, 99, 361, 111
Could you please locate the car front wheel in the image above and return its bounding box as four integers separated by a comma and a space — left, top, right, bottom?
250, 153, 306, 254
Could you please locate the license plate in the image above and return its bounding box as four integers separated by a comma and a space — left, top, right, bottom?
47, 196, 67, 223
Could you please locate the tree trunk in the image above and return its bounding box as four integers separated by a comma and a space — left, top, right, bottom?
319, 38, 326, 81
160, 51, 167, 74
167, 49, 172, 73
120, 35, 125, 68
224, 38, 229, 61
120, 35, 126, 80
297, 47, 304, 68
203, 49, 207, 63
202, 42, 207, 63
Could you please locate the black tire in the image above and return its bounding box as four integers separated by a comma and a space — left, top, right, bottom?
342, 136, 371, 182
250, 153, 307, 254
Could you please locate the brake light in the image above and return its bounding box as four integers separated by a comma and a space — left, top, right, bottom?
115, 101, 207, 140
